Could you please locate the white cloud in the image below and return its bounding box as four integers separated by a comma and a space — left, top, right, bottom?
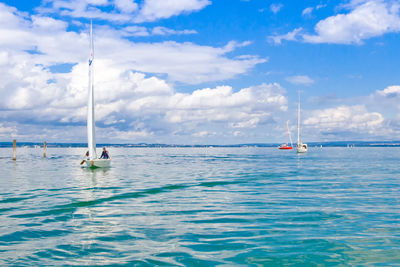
1, 75, 287, 142
163, 83, 287, 127
369, 85, 400, 114
192, 131, 215, 137
100, 127, 153, 141
38, 0, 132, 22
38, 0, 211, 23
233, 131, 242, 137
0, 3, 265, 86
302, 7, 314, 17
121, 25, 197, 37
269, 28, 302, 44
32, 16, 69, 31
0, 2, 296, 143
376, 85, 400, 98
97, 40, 266, 84
286, 75, 314, 85
151, 26, 197, 36
273, 0, 400, 45
0, 2, 282, 142
270, 3, 283, 14
136, 0, 211, 22
114, 0, 138, 13
122, 25, 150, 36
0, 123, 17, 136
304, 105, 384, 135
303, 0, 400, 44
302, 4, 326, 17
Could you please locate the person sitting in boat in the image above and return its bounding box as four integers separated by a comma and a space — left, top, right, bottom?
80, 151, 90, 165
100, 147, 110, 159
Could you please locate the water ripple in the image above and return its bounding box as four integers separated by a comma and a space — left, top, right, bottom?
0, 147, 400, 265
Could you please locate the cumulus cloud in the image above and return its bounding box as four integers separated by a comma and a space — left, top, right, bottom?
304, 105, 384, 136
0, 2, 272, 143
369, 85, 400, 114
136, 0, 211, 22
37, 0, 132, 22
303, 0, 400, 44
38, 0, 211, 23
1, 59, 287, 141
273, 0, 400, 45
375, 85, 400, 98
114, 0, 138, 13
286, 75, 314, 85
0, 3, 265, 85
269, 28, 302, 44
0, 123, 17, 137
0, 2, 280, 142
163, 83, 287, 126
99, 40, 266, 84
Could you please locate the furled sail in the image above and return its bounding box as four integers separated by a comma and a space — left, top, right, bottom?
87, 21, 97, 160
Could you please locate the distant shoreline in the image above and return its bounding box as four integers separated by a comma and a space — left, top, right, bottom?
1, 141, 400, 148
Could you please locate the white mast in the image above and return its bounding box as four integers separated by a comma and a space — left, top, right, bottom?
297, 91, 301, 146
87, 21, 97, 160
287, 120, 293, 147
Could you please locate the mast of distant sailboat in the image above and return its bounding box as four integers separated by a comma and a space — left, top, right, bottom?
287, 120, 293, 147
87, 21, 97, 160
297, 91, 301, 147
296, 91, 307, 153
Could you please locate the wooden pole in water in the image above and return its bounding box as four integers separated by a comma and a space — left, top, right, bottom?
12, 139, 16, 161
43, 141, 47, 158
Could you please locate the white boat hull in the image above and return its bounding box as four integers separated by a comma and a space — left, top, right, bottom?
296, 144, 308, 153
82, 158, 111, 168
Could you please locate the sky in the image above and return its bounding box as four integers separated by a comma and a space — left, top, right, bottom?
0, 0, 400, 144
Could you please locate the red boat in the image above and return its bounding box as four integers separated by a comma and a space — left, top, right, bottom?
278, 121, 293, 150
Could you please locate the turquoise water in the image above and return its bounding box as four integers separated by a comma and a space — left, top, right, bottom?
0, 147, 399, 265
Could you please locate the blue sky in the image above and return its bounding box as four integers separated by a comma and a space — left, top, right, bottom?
0, 0, 399, 144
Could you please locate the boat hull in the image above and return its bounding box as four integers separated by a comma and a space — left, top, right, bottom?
279, 146, 293, 150
82, 158, 111, 168
296, 143, 308, 153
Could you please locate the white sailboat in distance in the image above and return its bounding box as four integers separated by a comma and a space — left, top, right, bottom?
296, 91, 308, 153
81, 21, 111, 168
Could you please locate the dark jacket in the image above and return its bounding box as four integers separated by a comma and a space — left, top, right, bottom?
100, 150, 109, 159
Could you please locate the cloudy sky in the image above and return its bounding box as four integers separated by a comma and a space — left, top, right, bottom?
0, 0, 400, 144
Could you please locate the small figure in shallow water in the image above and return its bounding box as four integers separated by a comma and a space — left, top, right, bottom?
100, 147, 110, 159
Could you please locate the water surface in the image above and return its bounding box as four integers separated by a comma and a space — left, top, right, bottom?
0, 147, 399, 265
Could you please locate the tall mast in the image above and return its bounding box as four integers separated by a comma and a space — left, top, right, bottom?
287, 120, 293, 147
87, 20, 97, 159
297, 91, 301, 145
286, 120, 289, 145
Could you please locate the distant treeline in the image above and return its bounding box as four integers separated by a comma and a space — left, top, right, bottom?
1, 141, 400, 148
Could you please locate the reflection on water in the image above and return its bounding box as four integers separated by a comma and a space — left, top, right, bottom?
0, 147, 400, 265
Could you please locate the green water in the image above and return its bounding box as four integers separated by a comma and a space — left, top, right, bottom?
0, 147, 400, 265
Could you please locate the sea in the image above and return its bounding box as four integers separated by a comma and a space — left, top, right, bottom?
0, 146, 399, 266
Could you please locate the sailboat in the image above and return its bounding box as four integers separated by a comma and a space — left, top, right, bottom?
296, 91, 308, 153
278, 121, 293, 150
81, 22, 111, 168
